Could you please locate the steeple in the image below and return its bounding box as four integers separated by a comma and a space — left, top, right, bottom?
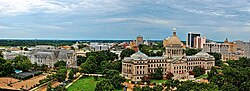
173, 27, 176, 36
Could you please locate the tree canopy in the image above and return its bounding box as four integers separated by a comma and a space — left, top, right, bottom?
0, 57, 14, 77
54, 61, 66, 67
152, 67, 163, 80
120, 49, 135, 59
14, 55, 32, 71
192, 66, 205, 77
185, 48, 202, 56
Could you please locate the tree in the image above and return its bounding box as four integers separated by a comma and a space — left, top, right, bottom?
192, 66, 205, 77
138, 44, 151, 56
94, 76, 98, 81
56, 66, 67, 82
221, 83, 239, 91
54, 61, 66, 68
120, 49, 135, 59
95, 80, 114, 91
239, 81, 250, 91
155, 51, 163, 56
152, 67, 163, 80
104, 70, 119, 79
101, 61, 114, 74
153, 85, 163, 91
141, 86, 153, 91
68, 70, 74, 79
207, 52, 221, 61
166, 72, 174, 80
109, 75, 125, 89
39, 64, 48, 71
113, 60, 122, 72
0, 58, 14, 77
77, 44, 85, 49
185, 48, 202, 56
20, 47, 23, 50
133, 85, 141, 91
70, 68, 78, 74
208, 52, 222, 66
80, 56, 97, 74
24, 48, 28, 51
207, 67, 218, 80
14, 55, 32, 71
47, 82, 52, 91
176, 80, 219, 91
77, 56, 87, 66
0, 51, 3, 58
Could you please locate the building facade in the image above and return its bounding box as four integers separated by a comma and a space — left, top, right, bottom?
122, 29, 215, 82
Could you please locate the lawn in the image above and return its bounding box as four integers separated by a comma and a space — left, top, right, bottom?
67, 76, 123, 91
67, 76, 105, 91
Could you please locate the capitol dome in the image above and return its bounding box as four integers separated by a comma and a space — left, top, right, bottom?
164, 28, 183, 45
131, 51, 148, 60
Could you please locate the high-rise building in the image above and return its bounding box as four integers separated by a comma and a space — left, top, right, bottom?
186, 32, 201, 48
194, 36, 206, 49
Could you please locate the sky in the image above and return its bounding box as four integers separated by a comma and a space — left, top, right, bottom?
0, 0, 250, 41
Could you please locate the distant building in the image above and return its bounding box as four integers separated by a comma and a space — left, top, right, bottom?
130, 35, 147, 52
234, 40, 250, 58
3, 51, 30, 60
90, 42, 110, 51
122, 28, 215, 81
35, 45, 55, 49
136, 35, 144, 46
186, 32, 201, 48
203, 38, 239, 61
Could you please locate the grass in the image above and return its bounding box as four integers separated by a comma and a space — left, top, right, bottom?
67, 76, 105, 91
67, 76, 124, 91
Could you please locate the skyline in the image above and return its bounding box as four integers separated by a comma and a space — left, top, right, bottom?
0, 0, 250, 41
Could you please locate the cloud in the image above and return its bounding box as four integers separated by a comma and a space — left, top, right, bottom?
94, 17, 169, 25
0, 24, 10, 29
0, 0, 250, 40
246, 23, 250, 26
0, 0, 72, 15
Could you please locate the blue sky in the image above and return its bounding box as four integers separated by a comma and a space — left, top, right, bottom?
0, 0, 250, 41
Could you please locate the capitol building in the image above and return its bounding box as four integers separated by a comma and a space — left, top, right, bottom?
122, 29, 215, 81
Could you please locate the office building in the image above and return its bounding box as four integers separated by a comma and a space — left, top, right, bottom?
186, 32, 201, 48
